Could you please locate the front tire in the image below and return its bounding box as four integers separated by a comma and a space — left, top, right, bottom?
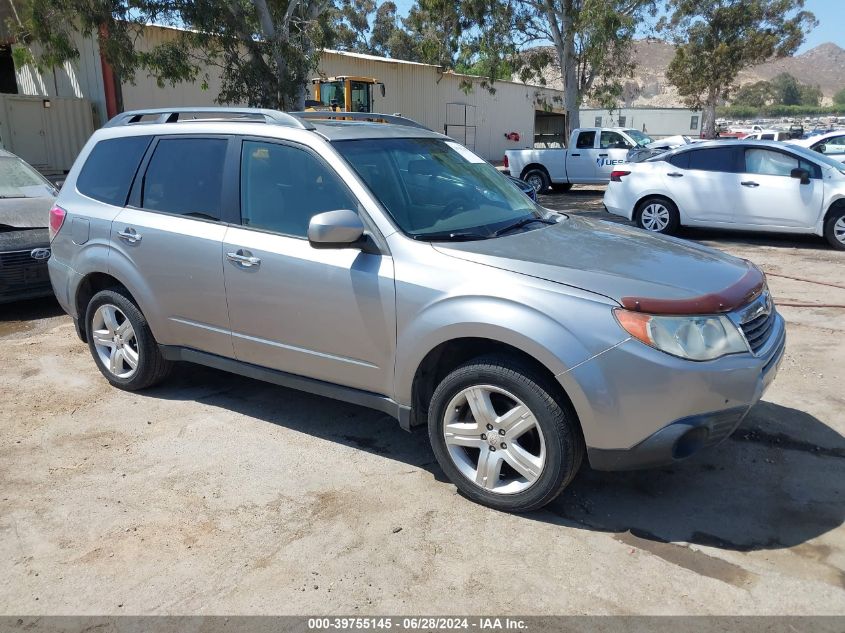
522, 168, 550, 194
635, 197, 680, 235
85, 288, 172, 390
823, 207, 845, 250
428, 355, 583, 512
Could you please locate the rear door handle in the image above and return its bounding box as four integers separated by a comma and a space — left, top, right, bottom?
117, 228, 142, 244
598, 153, 608, 157
570, 153, 581, 157
226, 249, 261, 268
741, 181, 760, 188
667, 172, 683, 178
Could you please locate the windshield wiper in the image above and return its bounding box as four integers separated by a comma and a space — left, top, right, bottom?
412, 230, 490, 242
493, 216, 556, 237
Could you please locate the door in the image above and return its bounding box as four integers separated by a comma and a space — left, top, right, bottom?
594, 130, 633, 181
566, 130, 598, 182
8, 99, 49, 167
111, 136, 234, 357
222, 139, 396, 395
812, 134, 845, 163
660, 146, 742, 225
734, 147, 824, 228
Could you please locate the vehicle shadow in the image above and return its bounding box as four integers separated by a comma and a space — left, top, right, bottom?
0, 296, 63, 322
148, 364, 844, 552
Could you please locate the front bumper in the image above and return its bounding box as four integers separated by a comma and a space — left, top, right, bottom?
560, 312, 786, 471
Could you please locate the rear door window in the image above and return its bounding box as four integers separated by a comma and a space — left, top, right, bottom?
77, 136, 151, 206
140, 138, 227, 220
575, 131, 596, 149
686, 147, 740, 173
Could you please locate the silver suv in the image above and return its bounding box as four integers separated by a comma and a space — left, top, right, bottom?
48, 108, 786, 512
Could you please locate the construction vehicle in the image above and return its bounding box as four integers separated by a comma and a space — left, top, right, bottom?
306, 76, 386, 113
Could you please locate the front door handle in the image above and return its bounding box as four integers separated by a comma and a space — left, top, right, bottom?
598, 153, 608, 157
226, 249, 261, 268
570, 153, 581, 157
117, 228, 142, 244
741, 181, 760, 188
667, 172, 684, 178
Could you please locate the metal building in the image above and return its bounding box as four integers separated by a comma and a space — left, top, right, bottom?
7, 22, 565, 163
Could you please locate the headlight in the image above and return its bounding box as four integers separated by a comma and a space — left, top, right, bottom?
613, 308, 748, 361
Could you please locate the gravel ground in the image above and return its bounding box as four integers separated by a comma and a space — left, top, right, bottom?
1, 185, 843, 615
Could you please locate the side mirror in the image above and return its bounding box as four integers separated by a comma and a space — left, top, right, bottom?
308, 209, 375, 252
790, 167, 811, 185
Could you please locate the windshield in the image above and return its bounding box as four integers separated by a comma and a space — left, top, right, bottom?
333, 137, 543, 239
0, 157, 56, 198
626, 130, 655, 147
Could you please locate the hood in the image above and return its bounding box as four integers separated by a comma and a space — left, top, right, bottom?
0, 196, 54, 229
433, 216, 758, 309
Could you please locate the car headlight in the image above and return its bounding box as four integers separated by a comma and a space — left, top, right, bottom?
613, 308, 748, 361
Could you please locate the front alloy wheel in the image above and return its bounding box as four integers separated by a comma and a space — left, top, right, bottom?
428, 355, 583, 512
443, 385, 546, 494
636, 197, 680, 235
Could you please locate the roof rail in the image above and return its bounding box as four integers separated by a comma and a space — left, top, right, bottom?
104, 107, 315, 130
291, 111, 431, 131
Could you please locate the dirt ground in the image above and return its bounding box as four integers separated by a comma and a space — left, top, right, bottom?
1, 185, 844, 615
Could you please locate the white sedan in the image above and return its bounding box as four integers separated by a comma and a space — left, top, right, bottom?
789, 130, 845, 163
603, 140, 845, 250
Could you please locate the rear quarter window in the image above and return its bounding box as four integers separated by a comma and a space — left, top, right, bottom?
76, 136, 151, 206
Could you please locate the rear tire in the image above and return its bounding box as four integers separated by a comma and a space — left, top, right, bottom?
635, 197, 680, 235
522, 168, 550, 194
85, 288, 172, 390
428, 355, 583, 512
823, 207, 845, 250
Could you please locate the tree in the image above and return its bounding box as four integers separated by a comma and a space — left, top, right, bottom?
515, 0, 656, 136
661, 0, 816, 139
732, 80, 776, 107
13, 0, 337, 110
835, 88, 845, 106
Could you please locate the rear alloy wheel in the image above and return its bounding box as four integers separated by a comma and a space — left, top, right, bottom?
823, 208, 845, 250
636, 197, 680, 235
428, 356, 583, 512
86, 288, 172, 390
522, 168, 550, 194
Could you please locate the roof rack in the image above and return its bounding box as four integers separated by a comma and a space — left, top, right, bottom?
291, 111, 431, 131
104, 107, 315, 130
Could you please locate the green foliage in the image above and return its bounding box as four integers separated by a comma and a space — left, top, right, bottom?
733, 81, 777, 107
717, 103, 845, 118
660, 0, 817, 137
835, 88, 845, 106
733, 73, 822, 108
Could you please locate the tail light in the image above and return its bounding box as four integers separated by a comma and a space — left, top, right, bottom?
610, 170, 631, 182
49, 205, 67, 241
503, 154, 509, 169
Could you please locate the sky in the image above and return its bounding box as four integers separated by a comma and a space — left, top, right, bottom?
388, 0, 843, 54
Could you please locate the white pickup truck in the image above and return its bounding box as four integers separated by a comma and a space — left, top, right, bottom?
504, 127, 657, 192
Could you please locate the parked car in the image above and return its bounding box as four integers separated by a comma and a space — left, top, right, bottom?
507, 175, 537, 201
789, 130, 845, 163
603, 140, 845, 250
49, 107, 785, 512
504, 127, 657, 192
0, 149, 59, 303
742, 130, 793, 141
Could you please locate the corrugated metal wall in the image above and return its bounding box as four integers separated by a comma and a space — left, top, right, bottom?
14, 31, 108, 125
0, 94, 95, 173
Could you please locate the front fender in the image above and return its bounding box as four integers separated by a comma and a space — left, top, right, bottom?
393, 292, 624, 406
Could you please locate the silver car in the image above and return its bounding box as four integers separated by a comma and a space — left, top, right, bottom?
48, 108, 785, 512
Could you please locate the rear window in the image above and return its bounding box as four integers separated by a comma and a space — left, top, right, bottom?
686, 147, 739, 173
76, 136, 151, 206
140, 138, 227, 220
